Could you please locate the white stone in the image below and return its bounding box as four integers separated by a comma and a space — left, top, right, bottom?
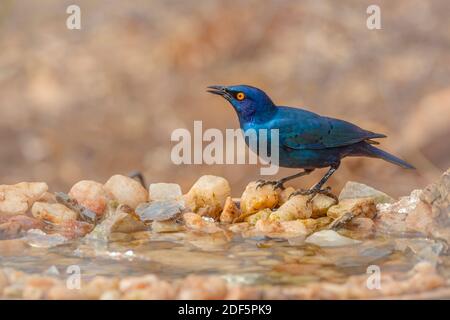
305, 230, 361, 247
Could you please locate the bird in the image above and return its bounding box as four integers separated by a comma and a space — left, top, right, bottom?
207, 84, 414, 200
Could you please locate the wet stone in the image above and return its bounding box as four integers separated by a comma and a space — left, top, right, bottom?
305, 230, 361, 247
24, 229, 69, 248
136, 200, 184, 222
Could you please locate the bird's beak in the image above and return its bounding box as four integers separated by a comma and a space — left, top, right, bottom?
207, 85, 232, 101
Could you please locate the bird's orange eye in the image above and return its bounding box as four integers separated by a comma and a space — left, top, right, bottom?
236, 92, 245, 101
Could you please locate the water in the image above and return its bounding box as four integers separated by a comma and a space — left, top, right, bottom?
1, 229, 438, 288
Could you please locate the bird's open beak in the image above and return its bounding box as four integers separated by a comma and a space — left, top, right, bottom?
207, 85, 232, 101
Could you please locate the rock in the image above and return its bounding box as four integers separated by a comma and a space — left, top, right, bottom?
31, 202, 78, 224
327, 198, 376, 220
0, 182, 48, 216
420, 168, 449, 219
104, 175, 148, 209
404, 201, 437, 236
246, 209, 271, 225
68, 180, 112, 217
305, 230, 361, 247
395, 239, 445, 267
151, 220, 185, 233
149, 183, 182, 201
52, 220, 94, 239
311, 194, 338, 218
183, 212, 224, 234
0, 215, 43, 239
135, 200, 184, 222
25, 229, 69, 248
251, 219, 308, 240
375, 190, 423, 236
87, 205, 147, 241
240, 181, 279, 216
347, 217, 375, 232
55, 192, 97, 223
279, 187, 296, 205
300, 217, 333, 234
269, 195, 311, 221
184, 175, 231, 219
339, 181, 394, 204
219, 197, 240, 223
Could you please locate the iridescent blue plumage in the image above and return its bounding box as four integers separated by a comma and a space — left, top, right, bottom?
207, 84, 414, 196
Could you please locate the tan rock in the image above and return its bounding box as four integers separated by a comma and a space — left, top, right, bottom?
311, 194, 338, 218
184, 175, 231, 219
240, 181, 279, 216
279, 187, 296, 205
0, 182, 48, 216
183, 212, 224, 234
104, 175, 148, 209
31, 202, 78, 224
151, 220, 185, 233
69, 180, 112, 217
270, 195, 312, 221
84, 277, 119, 300
219, 197, 240, 223
405, 201, 436, 236
246, 208, 271, 225
327, 198, 376, 220
88, 205, 147, 240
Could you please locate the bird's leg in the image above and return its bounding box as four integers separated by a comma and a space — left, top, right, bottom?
256, 169, 314, 190
289, 164, 340, 202
128, 171, 147, 189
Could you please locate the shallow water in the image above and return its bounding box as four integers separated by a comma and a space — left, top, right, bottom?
1, 230, 442, 288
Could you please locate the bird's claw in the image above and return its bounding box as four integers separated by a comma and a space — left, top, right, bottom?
288, 186, 338, 204
255, 179, 285, 190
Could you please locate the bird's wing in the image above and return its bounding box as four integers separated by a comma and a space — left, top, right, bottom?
275, 108, 386, 150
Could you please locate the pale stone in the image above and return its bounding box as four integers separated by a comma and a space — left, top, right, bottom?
0, 182, 48, 216
151, 220, 185, 233
149, 183, 182, 201
269, 195, 312, 221
219, 197, 241, 223
104, 175, 148, 209
339, 181, 394, 204
246, 209, 271, 225
87, 205, 147, 240
31, 202, 78, 224
136, 200, 183, 222
69, 180, 112, 216
327, 198, 376, 220
240, 181, 279, 216
305, 230, 361, 247
184, 175, 231, 219
311, 194, 338, 218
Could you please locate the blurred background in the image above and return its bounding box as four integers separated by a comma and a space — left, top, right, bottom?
0, 0, 449, 197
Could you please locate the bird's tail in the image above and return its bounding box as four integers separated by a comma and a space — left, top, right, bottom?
358, 143, 415, 169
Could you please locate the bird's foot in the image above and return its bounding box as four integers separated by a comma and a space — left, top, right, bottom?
289, 186, 338, 204
255, 179, 285, 190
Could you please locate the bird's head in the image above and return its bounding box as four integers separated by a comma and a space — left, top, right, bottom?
207, 85, 275, 121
